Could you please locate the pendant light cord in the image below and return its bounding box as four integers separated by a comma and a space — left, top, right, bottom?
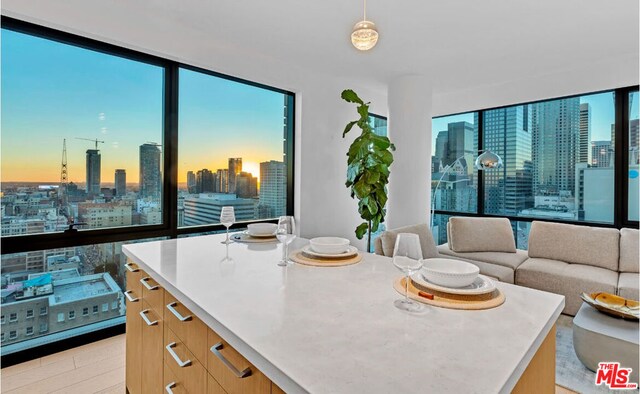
363, 0, 367, 21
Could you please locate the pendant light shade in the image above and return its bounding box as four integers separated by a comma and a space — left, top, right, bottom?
474, 150, 503, 170
351, 0, 378, 51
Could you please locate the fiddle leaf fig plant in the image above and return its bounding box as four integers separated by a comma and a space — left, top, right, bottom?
341, 89, 395, 251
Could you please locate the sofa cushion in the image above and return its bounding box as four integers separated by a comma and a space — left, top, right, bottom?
516, 257, 619, 316
437, 244, 528, 271
380, 224, 439, 259
618, 273, 640, 301
619, 228, 639, 273
373, 236, 384, 256
436, 245, 517, 283
527, 221, 620, 271
447, 217, 516, 253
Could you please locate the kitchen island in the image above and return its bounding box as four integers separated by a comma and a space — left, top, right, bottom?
122, 233, 564, 394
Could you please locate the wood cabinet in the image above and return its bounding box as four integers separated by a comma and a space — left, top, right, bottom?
126, 258, 282, 394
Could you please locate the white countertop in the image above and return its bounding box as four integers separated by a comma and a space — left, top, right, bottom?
123, 234, 564, 394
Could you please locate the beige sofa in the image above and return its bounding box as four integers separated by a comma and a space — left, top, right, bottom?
375, 218, 640, 316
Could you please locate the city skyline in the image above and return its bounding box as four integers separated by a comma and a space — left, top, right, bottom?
1, 29, 286, 184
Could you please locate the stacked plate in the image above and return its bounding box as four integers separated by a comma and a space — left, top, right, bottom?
411, 258, 496, 296
301, 237, 358, 259
244, 223, 278, 239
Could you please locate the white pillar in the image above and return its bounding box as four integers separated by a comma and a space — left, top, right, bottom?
386, 76, 433, 230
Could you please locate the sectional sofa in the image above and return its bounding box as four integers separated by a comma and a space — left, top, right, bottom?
374, 218, 639, 316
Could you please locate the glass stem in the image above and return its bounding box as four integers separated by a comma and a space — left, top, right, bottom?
284, 243, 288, 263
226, 227, 230, 243
405, 273, 409, 301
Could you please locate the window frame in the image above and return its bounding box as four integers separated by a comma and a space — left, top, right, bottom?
433, 86, 640, 232
0, 16, 295, 366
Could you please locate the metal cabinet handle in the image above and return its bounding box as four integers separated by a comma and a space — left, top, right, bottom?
166, 342, 191, 367
124, 290, 139, 303
139, 309, 158, 326
166, 302, 192, 322
140, 277, 159, 290
210, 342, 252, 378
125, 263, 139, 272
165, 382, 176, 394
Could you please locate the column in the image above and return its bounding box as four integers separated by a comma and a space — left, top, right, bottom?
386, 76, 433, 230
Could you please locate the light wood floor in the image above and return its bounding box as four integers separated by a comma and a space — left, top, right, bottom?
1, 334, 577, 394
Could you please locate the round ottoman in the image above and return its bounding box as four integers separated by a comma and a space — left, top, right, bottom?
573, 303, 639, 384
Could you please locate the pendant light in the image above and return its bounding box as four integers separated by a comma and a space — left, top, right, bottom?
351, 0, 379, 51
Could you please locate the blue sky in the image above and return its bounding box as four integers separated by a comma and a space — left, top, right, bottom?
1, 29, 285, 183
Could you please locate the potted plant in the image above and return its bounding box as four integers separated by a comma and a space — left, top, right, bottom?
341, 89, 395, 251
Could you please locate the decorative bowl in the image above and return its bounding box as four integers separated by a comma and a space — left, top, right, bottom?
421, 258, 480, 288
247, 223, 277, 236
309, 237, 351, 254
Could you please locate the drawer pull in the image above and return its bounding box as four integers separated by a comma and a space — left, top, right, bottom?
166, 342, 191, 367
140, 277, 159, 290
165, 382, 176, 394
210, 342, 252, 378
166, 302, 192, 322
125, 263, 139, 272
139, 309, 158, 326
124, 290, 139, 302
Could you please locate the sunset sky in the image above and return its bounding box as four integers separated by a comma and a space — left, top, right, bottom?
1, 29, 285, 184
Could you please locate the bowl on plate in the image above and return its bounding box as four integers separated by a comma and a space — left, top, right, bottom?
247, 223, 277, 236
421, 258, 479, 288
309, 237, 351, 254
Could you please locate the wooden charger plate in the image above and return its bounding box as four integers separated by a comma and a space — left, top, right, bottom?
289, 250, 363, 267
230, 233, 278, 244
393, 277, 505, 310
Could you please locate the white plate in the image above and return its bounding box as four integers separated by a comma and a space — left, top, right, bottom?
411, 273, 496, 295
301, 245, 358, 258
242, 230, 276, 238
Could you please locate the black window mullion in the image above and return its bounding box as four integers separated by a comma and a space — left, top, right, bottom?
165, 65, 180, 238
614, 88, 625, 229
477, 110, 485, 216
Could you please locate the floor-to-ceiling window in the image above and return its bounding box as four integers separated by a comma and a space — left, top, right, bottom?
432, 88, 638, 249
0, 17, 295, 361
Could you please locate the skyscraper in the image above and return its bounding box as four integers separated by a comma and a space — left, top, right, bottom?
258, 161, 286, 218
483, 106, 533, 215
228, 158, 242, 194
630, 119, 639, 165
196, 169, 214, 193
578, 103, 591, 164
235, 171, 258, 198
591, 140, 613, 168
115, 169, 126, 197
139, 143, 162, 200
187, 171, 196, 193
85, 149, 101, 195
217, 169, 229, 193
531, 97, 580, 196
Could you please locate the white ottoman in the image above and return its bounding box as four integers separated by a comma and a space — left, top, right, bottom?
573, 303, 640, 384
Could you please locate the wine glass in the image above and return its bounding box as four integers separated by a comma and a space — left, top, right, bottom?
276, 216, 296, 266
220, 206, 235, 245
392, 233, 424, 312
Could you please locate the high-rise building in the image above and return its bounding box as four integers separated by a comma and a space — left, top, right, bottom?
630, 119, 639, 165
435, 130, 448, 162
195, 169, 215, 193
258, 161, 286, 218
235, 171, 258, 198
217, 169, 229, 193
228, 158, 242, 194
183, 194, 257, 226
531, 97, 580, 196
139, 144, 162, 200
85, 149, 101, 195
591, 140, 613, 168
483, 106, 533, 215
443, 121, 475, 171
578, 103, 591, 164
115, 169, 126, 197
187, 171, 197, 193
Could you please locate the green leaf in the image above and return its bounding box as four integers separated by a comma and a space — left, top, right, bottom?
347, 162, 362, 183
371, 215, 381, 233
341, 89, 364, 105
353, 180, 371, 199
365, 170, 380, 184
365, 197, 378, 215
357, 104, 369, 120
355, 222, 369, 239
370, 135, 391, 151
343, 121, 358, 138
378, 150, 394, 166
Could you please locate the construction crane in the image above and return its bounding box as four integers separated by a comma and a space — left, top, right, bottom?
76, 137, 105, 150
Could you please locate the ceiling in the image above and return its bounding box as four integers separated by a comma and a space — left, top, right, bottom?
2, 0, 639, 96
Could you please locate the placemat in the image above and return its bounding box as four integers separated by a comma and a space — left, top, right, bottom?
229, 233, 279, 244
289, 250, 363, 267
393, 277, 505, 310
